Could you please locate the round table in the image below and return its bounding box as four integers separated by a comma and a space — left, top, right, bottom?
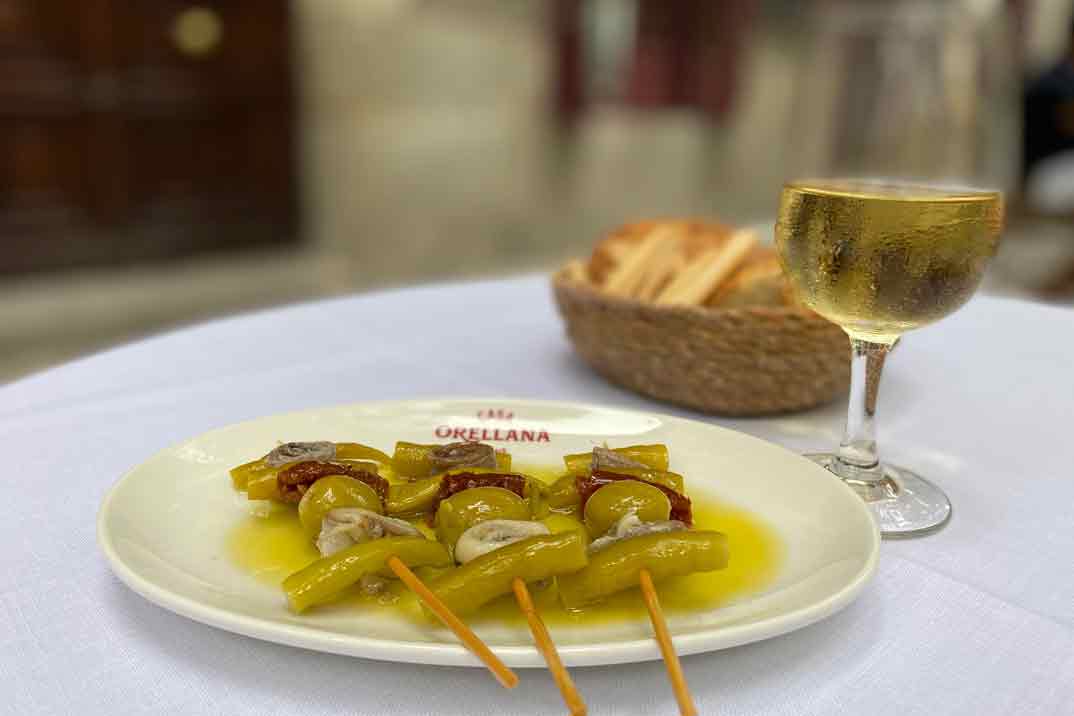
5, 276, 1072, 715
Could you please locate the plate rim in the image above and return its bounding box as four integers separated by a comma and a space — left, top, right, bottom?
97, 396, 881, 668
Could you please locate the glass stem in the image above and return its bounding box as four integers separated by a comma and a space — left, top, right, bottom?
835, 337, 892, 481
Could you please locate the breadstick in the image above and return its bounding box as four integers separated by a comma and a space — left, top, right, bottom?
656, 247, 720, 302
562, 259, 589, 283
604, 226, 680, 297
605, 241, 633, 263
655, 229, 758, 306
636, 250, 686, 301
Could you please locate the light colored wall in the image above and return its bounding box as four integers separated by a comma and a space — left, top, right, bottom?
292, 0, 1028, 287
1026, 0, 1074, 71
290, 0, 801, 284
292, 1, 551, 279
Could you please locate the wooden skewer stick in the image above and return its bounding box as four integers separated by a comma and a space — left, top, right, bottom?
386, 556, 519, 689
638, 569, 697, 716
511, 577, 587, 716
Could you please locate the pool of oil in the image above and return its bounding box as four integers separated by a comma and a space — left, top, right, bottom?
228, 464, 782, 626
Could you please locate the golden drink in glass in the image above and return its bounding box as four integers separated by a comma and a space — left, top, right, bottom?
776, 179, 1003, 535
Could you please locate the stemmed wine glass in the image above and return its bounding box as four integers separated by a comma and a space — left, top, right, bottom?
775, 179, 1004, 537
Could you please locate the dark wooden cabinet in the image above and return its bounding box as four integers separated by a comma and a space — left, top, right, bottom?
0, 0, 297, 274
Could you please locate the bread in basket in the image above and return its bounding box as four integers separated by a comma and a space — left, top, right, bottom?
552, 220, 850, 416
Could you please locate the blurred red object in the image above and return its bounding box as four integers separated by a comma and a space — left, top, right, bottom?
552, 0, 756, 124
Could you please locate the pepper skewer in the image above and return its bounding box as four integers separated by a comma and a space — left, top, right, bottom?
638, 568, 697, 716
512, 577, 587, 716
386, 556, 519, 689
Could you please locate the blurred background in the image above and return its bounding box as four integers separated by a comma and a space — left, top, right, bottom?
2, 0, 1073, 383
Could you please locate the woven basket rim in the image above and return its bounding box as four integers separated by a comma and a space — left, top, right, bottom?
551, 263, 828, 323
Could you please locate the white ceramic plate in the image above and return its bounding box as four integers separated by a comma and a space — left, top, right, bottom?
98, 398, 879, 668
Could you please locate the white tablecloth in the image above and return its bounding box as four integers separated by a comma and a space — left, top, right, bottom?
3, 276, 1073, 715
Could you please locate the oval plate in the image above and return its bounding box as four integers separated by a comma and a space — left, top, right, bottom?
97, 398, 879, 668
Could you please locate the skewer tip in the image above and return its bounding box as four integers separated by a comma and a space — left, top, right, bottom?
386, 555, 519, 689
512, 578, 588, 716
639, 569, 698, 716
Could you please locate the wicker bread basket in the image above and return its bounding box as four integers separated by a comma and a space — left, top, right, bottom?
552, 265, 851, 416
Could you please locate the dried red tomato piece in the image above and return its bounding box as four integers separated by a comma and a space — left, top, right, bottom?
277, 461, 389, 505
576, 470, 693, 526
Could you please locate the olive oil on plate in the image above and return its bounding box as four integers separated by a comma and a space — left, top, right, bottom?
228, 467, 782, 627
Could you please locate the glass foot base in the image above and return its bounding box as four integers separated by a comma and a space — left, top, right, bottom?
805, 453, 952, 538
